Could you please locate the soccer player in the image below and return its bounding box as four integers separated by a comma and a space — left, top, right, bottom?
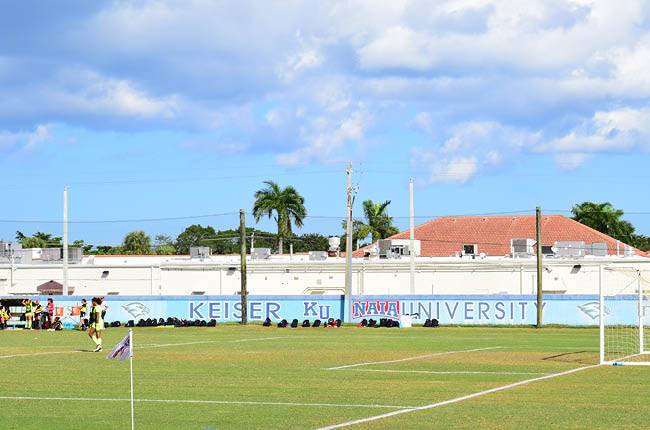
88, 297, 104, 352
0, 306, 9, 329
79, 299, 88, 330
46, 298, 55, 331
22, 299, 34, 330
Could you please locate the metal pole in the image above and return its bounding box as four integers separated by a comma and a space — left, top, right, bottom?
599, 264, 605, 364
239, 209, 248, 325
63, 186, 69, 296
129, 328, 135, 430
409, 178, 415, 294
639, 271, 644, 354
535, 206, 543, 328
344, 163, 353, 323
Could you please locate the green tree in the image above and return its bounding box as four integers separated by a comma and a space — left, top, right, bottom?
154, 234, 176, 254
72, 239, 93, 253
15, 231, 62, 248
175, 224, 217, 254
571, 202, 635, 243
289, 233, 330, 253
122, 230, 152, 254
341, 219, 371, 250
253, 181, 307, 254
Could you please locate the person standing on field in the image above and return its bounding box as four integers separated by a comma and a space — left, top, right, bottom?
79, 299, 88, 330
88, 297, 104, 352
22, 299, 34, 330
46, 298, 55, 330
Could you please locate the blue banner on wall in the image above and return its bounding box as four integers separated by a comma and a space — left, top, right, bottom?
3, 294, 635, 326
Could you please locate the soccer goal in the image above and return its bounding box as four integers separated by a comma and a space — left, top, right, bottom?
600, 266, 650, 366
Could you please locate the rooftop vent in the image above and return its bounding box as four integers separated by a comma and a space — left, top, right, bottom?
190, 246, 211, 259
308, 251, 328, 261
553, 241, 585, 258
511, 239, 535, 258
252, 248, 271, 260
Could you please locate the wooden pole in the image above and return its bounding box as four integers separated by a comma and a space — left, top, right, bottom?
239, 209, 248, 325
536, 206, 543, 328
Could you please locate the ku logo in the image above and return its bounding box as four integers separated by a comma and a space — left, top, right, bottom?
123, 302, 150, 319
578, 302, 609, 320
352, 300, 400, 320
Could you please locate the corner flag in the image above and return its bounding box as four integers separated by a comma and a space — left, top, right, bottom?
107, 329, 135, 430
107, 331, 132, 361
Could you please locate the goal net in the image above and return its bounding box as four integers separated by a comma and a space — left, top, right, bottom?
601, 267, 650, 365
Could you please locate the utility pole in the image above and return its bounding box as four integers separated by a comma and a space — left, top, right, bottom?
344, 162, 353, 323
63, 186, 69, 296
239, 209, 247, 325
409, 178, 415, 294
536, 206, 543, 328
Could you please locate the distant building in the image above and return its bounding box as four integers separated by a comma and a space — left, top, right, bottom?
357, 215, 640, 258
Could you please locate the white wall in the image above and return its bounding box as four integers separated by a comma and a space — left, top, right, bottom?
1, 257, 648, 296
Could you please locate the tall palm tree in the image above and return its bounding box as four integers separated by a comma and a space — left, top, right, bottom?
253, 181, 307, 254
357, 199, 399, 243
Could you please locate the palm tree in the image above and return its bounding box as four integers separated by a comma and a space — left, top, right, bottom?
361, 200, 399, 242
571, 201, 635, 243
253, 181, 307, 254
122, 230, 152, 254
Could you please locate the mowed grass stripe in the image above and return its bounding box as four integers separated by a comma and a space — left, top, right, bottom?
0, 395, 417, 409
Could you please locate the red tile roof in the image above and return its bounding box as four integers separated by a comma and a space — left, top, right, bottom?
356, 215, 641, 257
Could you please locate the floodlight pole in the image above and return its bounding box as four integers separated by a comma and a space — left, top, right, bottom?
239, 209, 247, 325
599, 264, 604, 364
536, 206, 543, 328
63, 186, 69, 296
344, 163, 353, 323
639, 270, 644, 354
409, 178, 415, 294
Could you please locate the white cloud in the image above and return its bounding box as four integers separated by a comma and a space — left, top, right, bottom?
429, 156, 478, 183
2, 0, 650, 176
275, 110, 368, 166
0, 125, 51, 152
542, 106, 650, 153
554, 152, 591, 170
278, 48, 324, 82
412, 120, 541, 183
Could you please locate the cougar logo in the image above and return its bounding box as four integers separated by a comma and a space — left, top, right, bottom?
578, 302, 609, 320
122, 302, 150, 319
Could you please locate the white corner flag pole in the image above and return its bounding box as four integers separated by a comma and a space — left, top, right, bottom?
129, 328, 135, 430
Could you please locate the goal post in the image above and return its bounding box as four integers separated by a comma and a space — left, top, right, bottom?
600, 266, 650, 366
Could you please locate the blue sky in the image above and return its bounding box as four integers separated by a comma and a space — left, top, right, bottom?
1, 0, 650, 245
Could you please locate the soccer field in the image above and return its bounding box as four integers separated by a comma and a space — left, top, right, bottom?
1, 325, 648, 429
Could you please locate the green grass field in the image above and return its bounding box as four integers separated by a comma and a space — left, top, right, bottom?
1, 325, 649, 429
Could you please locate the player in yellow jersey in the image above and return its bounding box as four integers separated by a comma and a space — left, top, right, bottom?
22, 299, 34, 330
88, 297, 104, 352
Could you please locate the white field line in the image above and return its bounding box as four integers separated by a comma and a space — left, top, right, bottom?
141, 335, 291, 349
349, 369, 548, 376
315, 364, 599, 430
0, 350, 84, 360
0, 335, 292, 359
325, 347, 502, 370
0, 395, 417, 410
